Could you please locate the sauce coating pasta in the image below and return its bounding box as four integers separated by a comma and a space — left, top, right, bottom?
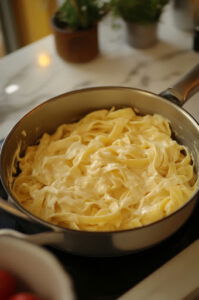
12, 107, 197, 231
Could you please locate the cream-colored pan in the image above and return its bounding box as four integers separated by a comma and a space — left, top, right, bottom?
0, 65, 198, 257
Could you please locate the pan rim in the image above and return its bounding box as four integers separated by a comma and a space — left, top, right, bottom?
1, 85, 199, 236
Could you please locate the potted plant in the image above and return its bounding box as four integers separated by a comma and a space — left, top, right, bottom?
111, 0, 169, 49
52, 0, 109, 63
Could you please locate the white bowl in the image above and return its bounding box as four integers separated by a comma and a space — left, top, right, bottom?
0, 236, 75, 300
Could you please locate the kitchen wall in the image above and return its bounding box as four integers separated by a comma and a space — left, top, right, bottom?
0, 22, 5, 57
12, 0, 57, 47
0, 0, 58, 54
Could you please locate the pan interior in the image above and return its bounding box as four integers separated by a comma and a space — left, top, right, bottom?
1, 87, 199, 226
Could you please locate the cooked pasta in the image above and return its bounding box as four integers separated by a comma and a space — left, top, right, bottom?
12, 107, 197, 231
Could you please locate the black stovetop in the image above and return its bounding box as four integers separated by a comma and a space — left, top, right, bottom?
0, 181, 198, 300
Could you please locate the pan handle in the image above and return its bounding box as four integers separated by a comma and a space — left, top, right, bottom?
0, 197, 29, 220
160, 64, 199, 106
0, 229, 65, 245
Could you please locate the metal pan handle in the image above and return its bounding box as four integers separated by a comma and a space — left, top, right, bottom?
0, 197, 65, 246
0, 139, 29, 220
0, 229, 65, 245
160, 64, 199, 106
0, 197, 29, 220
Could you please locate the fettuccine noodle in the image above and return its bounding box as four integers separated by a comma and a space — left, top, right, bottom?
12, 107, 197, 231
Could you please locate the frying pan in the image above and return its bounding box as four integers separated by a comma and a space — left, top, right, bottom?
0, 64, 199, 257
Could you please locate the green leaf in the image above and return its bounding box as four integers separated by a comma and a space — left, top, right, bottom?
111, 0, 169, 24
56, 0, 110, 30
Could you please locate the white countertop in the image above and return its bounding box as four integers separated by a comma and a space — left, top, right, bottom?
120, 240, 199, 300
0, 4, 198, 141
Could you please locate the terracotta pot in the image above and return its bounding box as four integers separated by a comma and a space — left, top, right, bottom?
52, 17, 99, 63
125, 22, 158, 49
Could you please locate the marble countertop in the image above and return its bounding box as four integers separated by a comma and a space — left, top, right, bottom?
0, 4, 198, 141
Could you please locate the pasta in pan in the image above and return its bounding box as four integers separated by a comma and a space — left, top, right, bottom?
12, 107, 197, 231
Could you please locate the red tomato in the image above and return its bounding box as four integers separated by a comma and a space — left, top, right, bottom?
0, 269, 17, 300
8, 293, 44, 300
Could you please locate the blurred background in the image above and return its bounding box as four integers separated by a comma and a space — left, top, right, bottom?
0, 0, 65, 57
1, 0, 199, 58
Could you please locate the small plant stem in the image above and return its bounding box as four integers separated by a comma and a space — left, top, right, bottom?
70, 0, 84, 27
